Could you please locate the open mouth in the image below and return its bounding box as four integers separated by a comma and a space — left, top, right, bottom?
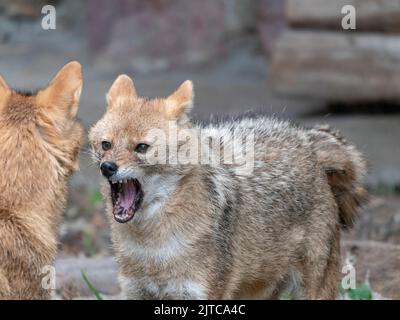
109, 179, 143, 223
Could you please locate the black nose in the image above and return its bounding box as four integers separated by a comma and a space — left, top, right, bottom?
100, 161, 118, 178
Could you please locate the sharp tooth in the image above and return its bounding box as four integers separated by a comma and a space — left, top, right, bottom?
111, 180, 117, 184
123, 179, 127, 183
119, 180, 123, 184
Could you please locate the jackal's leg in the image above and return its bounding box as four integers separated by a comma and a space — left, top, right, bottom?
302, 233, 340, 300
0, 269, 10, 299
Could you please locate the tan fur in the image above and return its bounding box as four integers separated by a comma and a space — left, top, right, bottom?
308, 125, 369, 228
89, 76, 367, 300
0, 62, 83, 299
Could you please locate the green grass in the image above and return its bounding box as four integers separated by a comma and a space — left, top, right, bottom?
82, 230, 96, 257
278, 281, 373, 300
81, 271, 103, 300
89, 190, 103, 206
279, 292, 292, 300
346, 283, 373, 300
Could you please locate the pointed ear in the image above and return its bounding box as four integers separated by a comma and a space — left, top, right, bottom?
107, 74, 137, 109
0, 75, 11, 104
0, 75, 9, 92
37, 61, 83, 121
165, 80, 194, 120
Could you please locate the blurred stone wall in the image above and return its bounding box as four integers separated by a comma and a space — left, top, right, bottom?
0, 0, 287, 73
0, 0, 86, 44
0, 0, 49, 19
87, 0, 286, 73
257, 0, 286, 56
89, 0, 227, 72
270, 0, 400, 103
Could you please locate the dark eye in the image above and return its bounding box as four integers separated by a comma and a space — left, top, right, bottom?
101, 141, 112, 151
135, 143, 149, 154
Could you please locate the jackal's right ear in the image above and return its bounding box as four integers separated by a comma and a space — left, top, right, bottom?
107, 74, 137, 110
37, 61, 83, 123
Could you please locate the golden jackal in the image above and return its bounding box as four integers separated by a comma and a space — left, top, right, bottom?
89, 75, 367, 299
0, 62, 83, 299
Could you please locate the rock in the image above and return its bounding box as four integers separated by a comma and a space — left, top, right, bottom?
223, 0, 257, 36
286, 0, 400, 32
271, 30, 400, 102
257, 0, 287, 56
0, 0, 47, 19
344, 196, 400, 244
341, 240, 400, 299
55, 256, 120, 299
88, 0, 227, 72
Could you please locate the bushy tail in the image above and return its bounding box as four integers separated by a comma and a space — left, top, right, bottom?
308, 125, 368, 229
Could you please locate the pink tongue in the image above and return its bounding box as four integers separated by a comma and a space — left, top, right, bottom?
120, 181, 136, 210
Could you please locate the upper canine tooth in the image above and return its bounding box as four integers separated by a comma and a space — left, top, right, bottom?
118, 180, 123, 183
123, 179, 128, 183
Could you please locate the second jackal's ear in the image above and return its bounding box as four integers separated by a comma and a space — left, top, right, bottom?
166, 80, 194, 121
0, 75, 10, 94
107, 74, 137, 110
0, 75, 10, 107
37, 61, 83, 122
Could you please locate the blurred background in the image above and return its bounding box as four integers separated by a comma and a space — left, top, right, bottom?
0, 0, 399, 299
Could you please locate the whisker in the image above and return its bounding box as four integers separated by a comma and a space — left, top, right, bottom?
81, 147, 102, 162
85, 162, 99, 168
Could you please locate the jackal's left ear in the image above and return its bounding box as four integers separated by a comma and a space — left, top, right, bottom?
37, 61, 83, 122
166, 80, 194, 121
